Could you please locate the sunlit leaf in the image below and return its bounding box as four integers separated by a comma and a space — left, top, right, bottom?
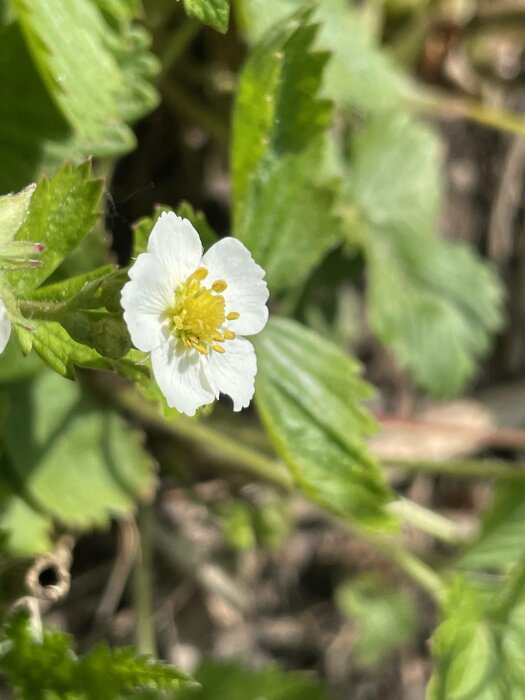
458, 481, 525, 571
11, 0, 134, 151
232, 11, 338, 291
0, 612, 192, 699
0, 184, 35, 245
0, 23, 84, 195
428, 568, 525, 700
7, 162, 103, 296
2, 368, 155, 531
182, 0, 230, 32
345, 112, 503, 395
255, 317, 395, 529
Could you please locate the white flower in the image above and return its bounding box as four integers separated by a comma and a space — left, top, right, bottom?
121, 212, 269, 416
0, 299, 11, 354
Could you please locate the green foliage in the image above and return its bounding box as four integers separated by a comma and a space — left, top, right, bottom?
232, 11, 337, 291
458, 481, 525, 571
11, 0, 157, 153
254, 317, 395, 529
7, 162, 103, 295
0, 612, 192, 699
336, 574, 417, 666
178, 659, 333, 700
427, 564, 525, 700
344, 112, 503, 395
0, 367, 155, 553
0, 1, 158, 194
0, 22, 82, 195
0, 184, 35, 246
182, 0, 230, 32
235, 0, 408, 112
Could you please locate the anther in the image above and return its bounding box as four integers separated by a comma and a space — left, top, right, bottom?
226, 311, 240, 320
193, 267, 208, 281
195, 344, 208, 355
213, 331, 224, 341
224, 330, 236, 340
212, 279, 227, 293
212, 344, 225, 353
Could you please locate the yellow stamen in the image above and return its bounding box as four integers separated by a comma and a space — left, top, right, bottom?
212, 279, 228, 293
191, 267, 208, 282
166, 267, 243, 354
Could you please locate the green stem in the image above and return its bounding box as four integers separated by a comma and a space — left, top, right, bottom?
388, 498, 464, 545
113, 387, 293, 491
160, 18, 200, 76
106, 384, 446, 602
386, 457, 525, 481
133, 503, 156, 656
355, 524, 446, 603
408, 88, 525, 136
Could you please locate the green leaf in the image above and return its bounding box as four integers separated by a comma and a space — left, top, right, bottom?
27, 266, 117, 305
345, 112, 503, 396
178, 659, 333, 700
0, 184, 35, 245
7, 162, 103, 296
0, 612, 192, 699
182, 0, 230, 32
2, 368, 155, 531
234, 0, 408, 112
458, 481, 525, 571
232, 12, 338, 291
427, 570, 525, 700
11, 0, 134, 152
336, 574, 417, 666
0, 478, 52, 554
254, 317, 394, 529
0, 22, 84, 195
16, 321, 113, 378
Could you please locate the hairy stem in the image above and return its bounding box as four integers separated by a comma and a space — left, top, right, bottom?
104, 383, 449, 601
388, 498, 465, 545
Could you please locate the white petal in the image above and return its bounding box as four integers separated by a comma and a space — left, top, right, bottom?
201, 238, 268, 336
0, 300, 11, 353
206, 337, 257, 412
121, 253, 173, 352
151, 339, 215, 416
147, 212, 203, 285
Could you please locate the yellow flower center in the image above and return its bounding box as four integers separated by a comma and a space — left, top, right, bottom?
169, 267, 239, 355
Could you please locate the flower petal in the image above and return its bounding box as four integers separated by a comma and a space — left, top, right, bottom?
0, 300, 11, 353
147, 212, 203, 285
201, 238, 268, 336
151, 339, 215, 416
206, 337, 257, 412
121, 252, 173, 352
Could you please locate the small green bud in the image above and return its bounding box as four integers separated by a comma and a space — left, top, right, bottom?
92, 316, 131, 359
